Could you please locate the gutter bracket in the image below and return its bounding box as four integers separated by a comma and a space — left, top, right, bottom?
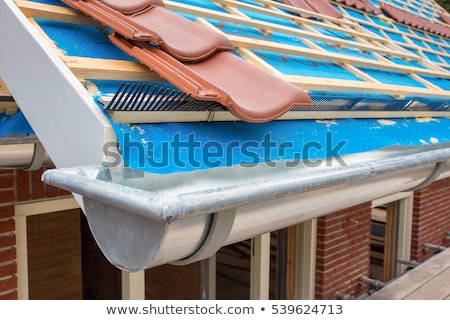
25, 142, 46, 171
172, 208, 236, 265
407, 160, 445, 191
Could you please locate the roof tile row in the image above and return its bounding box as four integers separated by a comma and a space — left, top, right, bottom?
380, 2, 450, 38
282, 0, 343, 19
334, 0, 382, 15
440, 12, 450, 25
61, 0, 312, 122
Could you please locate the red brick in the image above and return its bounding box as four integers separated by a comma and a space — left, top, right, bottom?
0, 173, 14, 189
45, 184, 60, 198
16, 170, 30, 202
60, 189, 72, 197
0, 276, 17, 293
0, 219, 14, 233
0, 290, 17, 300
411, 178, 450, 262
0, 247, 16, 263
31, 168, 45, 200
316, 202, 372, 299
0, 190, 14, 204
0, 234, 16, 249
0, 262, 17, 278
0, 206, 14, 219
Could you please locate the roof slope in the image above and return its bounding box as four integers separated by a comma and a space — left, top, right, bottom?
1, 0, 450, 172
2, 0, 450, 270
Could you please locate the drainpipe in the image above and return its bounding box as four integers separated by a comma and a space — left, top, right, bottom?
423, 243, 447, 253
336, 289, 377, 300
0, 134, 51, 169
360, 275, 386, 290
397, 258, 420, 268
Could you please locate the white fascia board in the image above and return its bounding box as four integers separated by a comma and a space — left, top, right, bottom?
0, 0, 116, 169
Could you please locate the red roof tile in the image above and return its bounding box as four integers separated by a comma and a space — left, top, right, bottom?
303, 0, 343, 19
62, 0, 312, 122
380, 2, 450, 39
63, 0, 234, 62
440, 12, 450, 25
282, 0, 343, 19
281, 0, 314, 18
334, 0, 382, 15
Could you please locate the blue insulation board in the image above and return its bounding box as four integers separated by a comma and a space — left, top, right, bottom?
107, 115, 450, 174
171, 0, 227, 12
384, 30, 407, 43
370, 17, 393, 29
355, 67, 427, 88
393, 22, 411, 34
235, 8, 300, 28
35, 19, 135, 61
343, 7, 369, 21
0, 112, 34, 137
252, 50, 362, 81
91, 81, 450, 174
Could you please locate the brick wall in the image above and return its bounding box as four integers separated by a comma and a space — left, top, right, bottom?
315, 203, 372, 300
0, 170, 17, 299
411, 178, 450, 262
0, 167, 73, 300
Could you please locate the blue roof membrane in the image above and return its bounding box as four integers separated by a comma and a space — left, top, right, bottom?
427, 33, 444, 43
310, 40, 377, 60
410, 37, 428, 49
423, 51, 444, 64
384, 30, 407, 43
402, 46, 421, 57
235, 8, 301, 28
107, 117, 450, 174
354, 66, 427, 87
427, 42, 444, 53
361, 25, 385, 38
383, 56, 426, 69
413, 29, 430, 39
209, 19, 309, 48
170, 0, 228, 13
35, 18, 136, 61
370, 16, 394, 29
441, 55, 450, 65
252, 50, 363, 81
393, 22, 411, 34
0, 111, 34, 137
418, 75, 450, 90
307, 26, 355, 42
30, 0, 69, 7
89, 81, 450, 174
236, 0, 265, 7
342, 7, 369, 21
